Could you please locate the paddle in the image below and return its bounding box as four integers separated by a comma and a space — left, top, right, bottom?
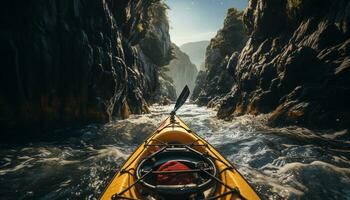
170, 85, 190, 118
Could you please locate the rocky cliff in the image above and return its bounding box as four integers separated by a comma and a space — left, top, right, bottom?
180, 41, 209, 71
191, 8, 247, 107
196, 0, 350, 130
0, 0, 174, 135
165, 44, 198, 95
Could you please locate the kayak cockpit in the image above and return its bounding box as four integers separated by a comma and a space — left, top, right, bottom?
135, 145, 217, 199
108, 126, 250, 200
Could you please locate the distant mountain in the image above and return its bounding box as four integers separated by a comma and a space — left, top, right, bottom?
180, 41, 209, 70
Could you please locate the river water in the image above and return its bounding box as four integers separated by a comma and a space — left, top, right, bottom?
0, 104, 350, 200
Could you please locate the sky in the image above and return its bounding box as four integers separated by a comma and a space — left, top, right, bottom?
166, 0, 248, 46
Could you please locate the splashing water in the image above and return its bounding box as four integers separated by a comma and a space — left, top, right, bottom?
0, 104, 349, 200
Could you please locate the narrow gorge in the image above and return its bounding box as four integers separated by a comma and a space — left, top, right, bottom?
0, 1, 350, 199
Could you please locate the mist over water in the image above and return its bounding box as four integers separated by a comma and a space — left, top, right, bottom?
1, 104, 350, 200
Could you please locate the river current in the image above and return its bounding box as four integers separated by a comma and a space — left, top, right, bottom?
1, 104, 350, 200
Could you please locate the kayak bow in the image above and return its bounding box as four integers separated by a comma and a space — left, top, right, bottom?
100, 86, 260, 200
100, 116, 260, 200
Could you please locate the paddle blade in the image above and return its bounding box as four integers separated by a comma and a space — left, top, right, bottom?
173, 85, 190, 113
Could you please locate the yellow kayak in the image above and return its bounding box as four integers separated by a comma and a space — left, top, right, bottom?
100, 115, 260, 200
100, 86, 260, 200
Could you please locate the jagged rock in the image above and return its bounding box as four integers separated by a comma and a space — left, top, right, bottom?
139, 2, 172, 67
0, 0, 173, 138
121, 101, 131, 120
159, 96, 171, 106
191, 71, 207, 103
165, 44, 198, 95
154, 72, 177, 101
214, 0, 350, 130
191, 8, 247, 106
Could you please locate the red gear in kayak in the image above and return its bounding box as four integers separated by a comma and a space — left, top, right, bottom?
156, 161, 195, 185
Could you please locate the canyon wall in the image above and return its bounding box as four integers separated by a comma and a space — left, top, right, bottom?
191, 8, 247, 107
0, 0, 174, 134
194, 0, 350, 130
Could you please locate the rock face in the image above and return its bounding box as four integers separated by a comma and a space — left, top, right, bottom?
191, 8, 247, 107
165, 44, 198, 95
201, 0, 350, 130
154, 71, 177, 102
180, 41, 209, 71
0, 0, 173, 133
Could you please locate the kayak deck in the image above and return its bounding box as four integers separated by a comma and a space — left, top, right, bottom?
100, 116, 260, 200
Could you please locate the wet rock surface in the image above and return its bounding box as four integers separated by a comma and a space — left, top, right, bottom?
0, 0, 175, 138
153, 71, 177, 102
191, 8, 247, 107
194, 0, 350, 130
